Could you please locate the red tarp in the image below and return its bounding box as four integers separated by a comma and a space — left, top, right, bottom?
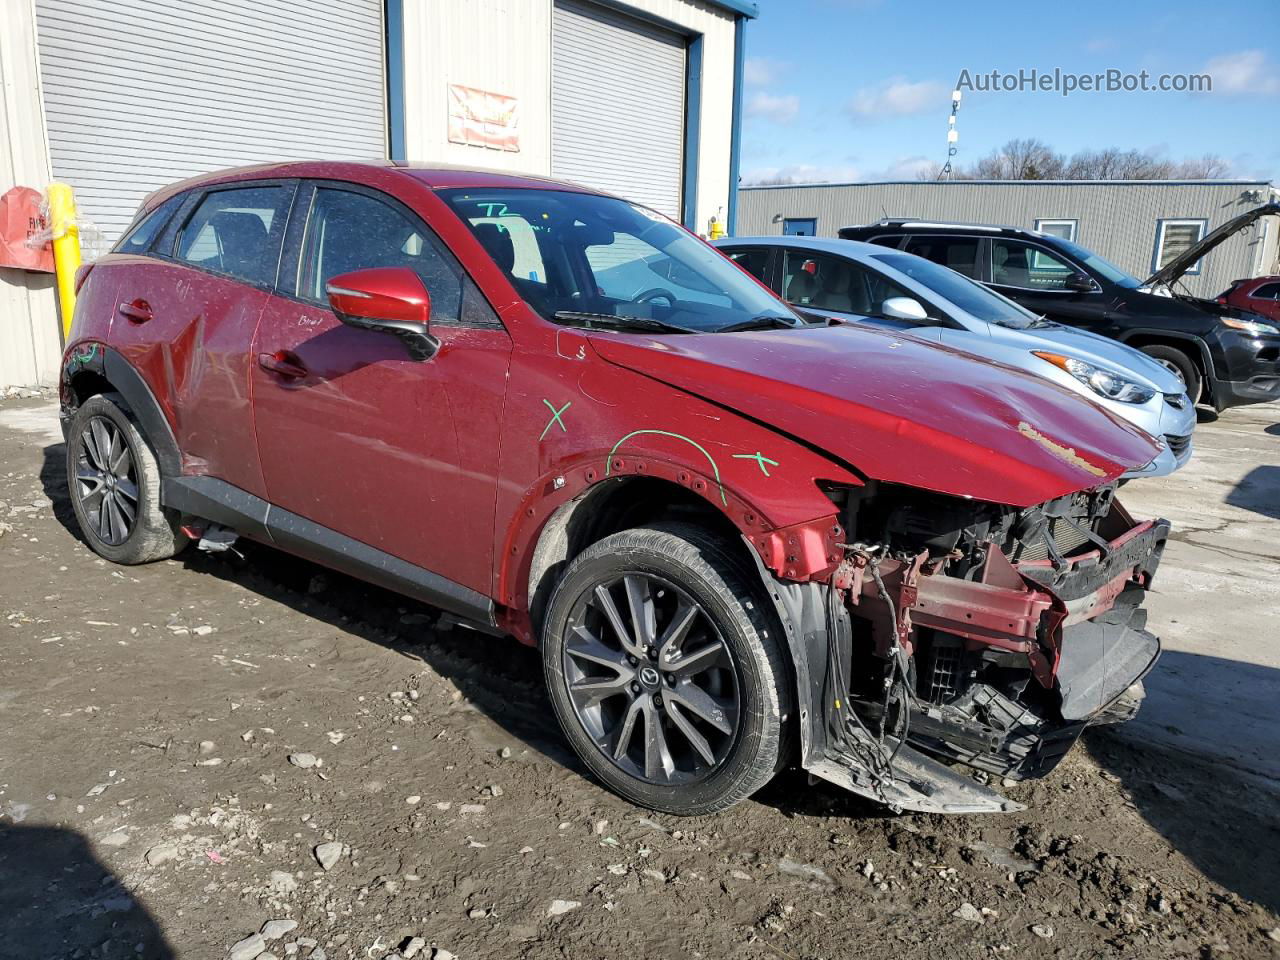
0, 186, 55, 272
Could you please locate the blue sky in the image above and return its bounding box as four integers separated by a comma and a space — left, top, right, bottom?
741, 0, 1280, 183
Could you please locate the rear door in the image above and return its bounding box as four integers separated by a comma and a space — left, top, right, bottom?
251, 181, 513, 595
109, 180, 296, 497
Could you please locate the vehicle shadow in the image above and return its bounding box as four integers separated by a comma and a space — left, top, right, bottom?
37, 439, 580, 772
1083, 650, 1280, 915
1224, 465, 1280, 520
0, 823, 176, 957
1195, 406, 1219, 424
1264, 423, 1280, 437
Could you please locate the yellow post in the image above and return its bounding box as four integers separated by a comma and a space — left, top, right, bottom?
47, 182, 82, 341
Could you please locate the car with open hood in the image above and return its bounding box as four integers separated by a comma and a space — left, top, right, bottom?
61, 162, 1169, 816
839, 204, 1280, 410
714, 234, 1194, 478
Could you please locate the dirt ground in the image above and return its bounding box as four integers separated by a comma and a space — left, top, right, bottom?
1, 394, 1278, 960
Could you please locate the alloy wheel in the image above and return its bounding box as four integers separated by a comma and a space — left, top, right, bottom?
75, 415, 139, 546
562, 573, 740, 784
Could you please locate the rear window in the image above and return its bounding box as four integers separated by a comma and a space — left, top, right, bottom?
114, 195, 183, 255
176, 185, 291, 287
901, 235, 980, 279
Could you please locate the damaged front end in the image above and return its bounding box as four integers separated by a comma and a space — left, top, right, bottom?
763, 483, 1169, 814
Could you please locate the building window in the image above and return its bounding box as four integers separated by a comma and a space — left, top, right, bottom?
1153, 219, 1208, 274
1034, 218, 1077, 242
783, 218, 817, 236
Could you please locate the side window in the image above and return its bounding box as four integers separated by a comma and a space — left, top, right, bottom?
297, 187, 462, 323
114, 195, 183, 255
990, 238, 1077, 290
781, 250, 912, 315
902, 235, 980, 278
1249, 282, 1280, 300
176, 186, 290, 286
724, 247, 771, 286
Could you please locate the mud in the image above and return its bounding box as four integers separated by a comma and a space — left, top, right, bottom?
1, 396, 1277, 960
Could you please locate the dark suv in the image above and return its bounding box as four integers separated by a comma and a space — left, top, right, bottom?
60, 162, 1170, 817
839, 207, 1280, 410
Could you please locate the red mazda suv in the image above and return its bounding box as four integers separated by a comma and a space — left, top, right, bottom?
61, 162, 1170, 816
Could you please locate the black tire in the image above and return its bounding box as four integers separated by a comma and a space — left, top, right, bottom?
1140, 344, 1201, 405
541, 522, 792, 816
1091, 681, 1146, 726
66, 392, 188, 565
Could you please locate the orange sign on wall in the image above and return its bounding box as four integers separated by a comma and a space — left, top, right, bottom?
447, 84, 520, 153
0, 186, 55, 272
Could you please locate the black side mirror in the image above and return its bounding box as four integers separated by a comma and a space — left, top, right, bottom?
1065, 273, 1095, 293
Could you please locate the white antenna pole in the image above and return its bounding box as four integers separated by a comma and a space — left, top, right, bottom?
939, 89, 962, 180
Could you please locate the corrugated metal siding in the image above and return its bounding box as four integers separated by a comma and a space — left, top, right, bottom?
1, 0, 61, 389
551, 0, 685, 219
737, 181, 1277, 297
35, 0, 387, 241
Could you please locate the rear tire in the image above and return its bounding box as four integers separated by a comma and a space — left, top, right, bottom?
541, 523, 792, 816
66, 392, 188, 565
1140, 345, 1201, 405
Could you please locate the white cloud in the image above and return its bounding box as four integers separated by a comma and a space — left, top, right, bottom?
746, 91, 801, 125
744, 57, 787, 87
876, 154, 935, 179
847, 78, 948, 118
1203, 50, 1280, 95
742, 162, 862, 186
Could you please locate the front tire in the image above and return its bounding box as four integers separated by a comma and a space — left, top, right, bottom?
1140, 344, 1202, 405
66, 393, 188, 564
541, 523, 792, 816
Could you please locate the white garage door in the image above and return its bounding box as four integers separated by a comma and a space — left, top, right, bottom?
35, 0, 387, 242
551, 0, 686, 220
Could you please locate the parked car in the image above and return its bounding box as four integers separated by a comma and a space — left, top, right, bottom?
838, 203, 1280, 410
1218, 275, 1280, 325
715, 235, 1194, 478
61, 161, 1170, 817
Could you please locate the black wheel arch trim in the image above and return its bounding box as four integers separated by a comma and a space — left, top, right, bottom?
163, 475, 496, 627
61, 343, 183, 477
1114, 328, 1218, 385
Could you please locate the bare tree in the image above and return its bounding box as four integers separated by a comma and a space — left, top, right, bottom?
940, 140, 1232, 181
970, 138, 1065, 180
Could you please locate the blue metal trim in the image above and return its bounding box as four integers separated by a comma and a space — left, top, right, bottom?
727, 15, 746, 235
384, 0, 407, 164
706, 0, 759, 17
682, 33, 703, 231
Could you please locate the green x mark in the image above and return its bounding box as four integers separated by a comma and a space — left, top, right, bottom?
539, 399, 572, 441
732, 451, 780, 477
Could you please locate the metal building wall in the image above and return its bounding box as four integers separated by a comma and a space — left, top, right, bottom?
401, 0, 738, 234
0, 0, 60, 390
737, 180, 1277, 298
35, 0, 388, 242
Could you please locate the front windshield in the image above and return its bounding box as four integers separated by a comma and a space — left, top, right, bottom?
1051, 237, 1142, 288
439, 188, 800, 332
870, 252, 1046, 329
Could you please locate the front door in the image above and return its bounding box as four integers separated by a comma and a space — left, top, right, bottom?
987, 236, 1107, 329
778, 248, 944, 343
250, 182, 512, 596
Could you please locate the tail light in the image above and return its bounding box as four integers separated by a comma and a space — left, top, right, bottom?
73, 263, 95, 295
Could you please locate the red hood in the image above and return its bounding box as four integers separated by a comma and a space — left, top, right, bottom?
590, 324, 1160, 508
